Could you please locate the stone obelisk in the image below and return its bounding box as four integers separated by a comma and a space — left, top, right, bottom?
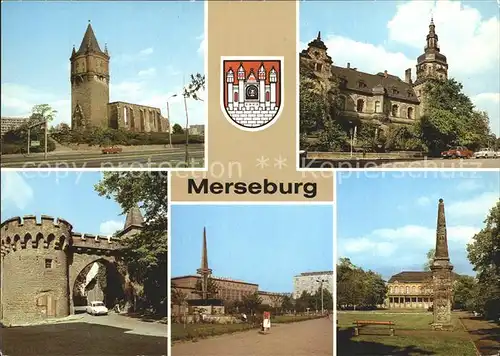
430, 199, 454, 330
196, 227, 212, 300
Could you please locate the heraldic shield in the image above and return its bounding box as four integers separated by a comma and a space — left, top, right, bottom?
221, 57, 284, 131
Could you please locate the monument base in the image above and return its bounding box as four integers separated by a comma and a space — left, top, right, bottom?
431, 323, 454, 331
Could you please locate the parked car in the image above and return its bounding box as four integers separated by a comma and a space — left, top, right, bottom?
473, 148, 498, 159
441, 146, 473, 159
101, 146, 122, 154
86, 301, 109, 316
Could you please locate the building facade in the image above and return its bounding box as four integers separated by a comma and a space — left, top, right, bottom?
189, 124, 205, 136
293, 271, 334, 299
300, 19, 448, 138
0, 207, 143, 326
386, 271, 434, 309
1, 117, 28, 136
70, 23, 169, 132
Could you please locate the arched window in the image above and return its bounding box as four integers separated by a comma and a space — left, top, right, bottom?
234, 92, 238, 102
391, 104, 398, 117
407, 107, 414, 119
374, 101, 381, 113
356, 99, 364, 112
315, 63, 323, 71
265, 91, 270, 102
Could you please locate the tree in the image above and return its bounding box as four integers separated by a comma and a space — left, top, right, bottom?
242, 292, 262, 315
423, 248, 435, 271
183, 73, 205, 101
94, 172, 168, 316
453, 275, 478, 311
31, 104, 58, 123
417, 78, 492, 154
281, 294, 294, 313
193, 277, 219, 299
467, 200, 500, 319
172, 123, 184, 134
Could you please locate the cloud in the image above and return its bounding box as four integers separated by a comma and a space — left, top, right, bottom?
455, 179, 482, 192
471, 93, 500, 136
197, 33, 206, 56
416, 196, 431, 206
165, 65, 181, 76
113, 47, 154, 63
0, 83, 70, 127
323, 35, 414, 80
138, 67, 157, 77
447, 191, 499, 221
99, 220, 124, 236
387, 0, 500, 76
1, 172, 34, 212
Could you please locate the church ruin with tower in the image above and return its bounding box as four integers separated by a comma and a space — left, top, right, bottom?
70, 22, 169, 132
300, 18, 449, 138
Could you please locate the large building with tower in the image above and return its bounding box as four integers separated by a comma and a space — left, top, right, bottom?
70, 23, 169, 132
171, 228, 289, 314
0, 206, 144, 326
300, 19, 448, 138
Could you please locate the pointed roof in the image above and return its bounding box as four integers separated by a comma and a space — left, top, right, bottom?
434, 199, 450, 260
124, 205, 144, 230
76, 23, 105, 56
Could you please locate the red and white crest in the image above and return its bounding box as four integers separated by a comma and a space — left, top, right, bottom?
221, 57, 284, 131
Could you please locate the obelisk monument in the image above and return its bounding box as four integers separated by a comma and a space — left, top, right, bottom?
430, 199, 454, 330
196, 227, 212, 300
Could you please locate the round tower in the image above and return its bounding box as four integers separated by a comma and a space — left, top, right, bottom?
0, 215, 72, 325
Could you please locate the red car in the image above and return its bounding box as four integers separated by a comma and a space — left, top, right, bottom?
441, 146, 473, 159
101, 146, 122, 154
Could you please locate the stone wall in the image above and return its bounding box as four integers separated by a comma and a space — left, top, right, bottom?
108, 102, 169, 133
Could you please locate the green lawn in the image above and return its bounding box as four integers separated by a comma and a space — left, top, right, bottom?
337, 311, 477, 356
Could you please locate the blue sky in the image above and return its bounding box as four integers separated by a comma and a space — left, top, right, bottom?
171, 204, 334, 293
1, 1, 205, 127
1, 171, 128, 236
337, 171, 500, 281
300, 0, 500, 136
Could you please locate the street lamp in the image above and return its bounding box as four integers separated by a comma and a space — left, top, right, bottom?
316, 279, 326, 315
167, 94, 177, 148
183, 92, 190, 166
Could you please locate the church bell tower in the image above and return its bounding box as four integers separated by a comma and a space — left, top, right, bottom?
413, 18, 449, 110
70, 22, 110, 130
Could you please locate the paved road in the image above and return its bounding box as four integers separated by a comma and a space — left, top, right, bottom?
1, 146, 204, 168
302, 158, 500, 169
0, 313, 167, 356
172, 318, 334, 356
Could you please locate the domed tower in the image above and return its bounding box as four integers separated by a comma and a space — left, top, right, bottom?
70, 21, 110, 130
0, 216, 72, 325
413, 18, 449, 109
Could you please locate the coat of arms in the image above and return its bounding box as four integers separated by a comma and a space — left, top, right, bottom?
221, 57, 284, 131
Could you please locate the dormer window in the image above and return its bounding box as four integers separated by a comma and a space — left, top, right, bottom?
339, 78, 347, 88
392, 87, 399, 95
358, 81, 367, 89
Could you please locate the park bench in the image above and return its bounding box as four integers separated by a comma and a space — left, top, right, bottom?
353, 320, 395, 336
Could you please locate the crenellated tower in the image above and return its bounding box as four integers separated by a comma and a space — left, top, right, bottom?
413, 18, 449, 110
0, 216, 73, 325
70, 21, 110, 130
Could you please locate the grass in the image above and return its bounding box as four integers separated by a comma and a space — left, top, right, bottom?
172, 314, 323, 342
337, 311, 477, 356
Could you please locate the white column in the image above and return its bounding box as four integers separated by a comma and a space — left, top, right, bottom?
270, 82, 276, 110
259, 79, 265, 108
238, 80, 245, 108
228, 83, 233, 110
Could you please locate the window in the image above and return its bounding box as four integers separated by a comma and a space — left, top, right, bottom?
234, 92, 238, 102
357, 81, 366, 89
392, 88, 399, 95
315, 63, 323, 71
407, 107, 414, 119
391, 104, 399, 117
45, 259, 53, 269
374, 101, 381, 113
339, 79, 347, 88
356, 99, 364, 112
265, 91, 270, 102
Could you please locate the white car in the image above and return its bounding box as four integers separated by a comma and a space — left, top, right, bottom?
473, 148, 498, 159
86, 301, 109, 316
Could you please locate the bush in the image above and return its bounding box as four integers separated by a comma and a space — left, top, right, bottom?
1, 138, 56, 155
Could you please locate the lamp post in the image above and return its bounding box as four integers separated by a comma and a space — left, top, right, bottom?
316, 279, 326, 315
167, 94, 177, 148
183, 93, 190, 166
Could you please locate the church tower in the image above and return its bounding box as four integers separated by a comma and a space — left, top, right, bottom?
413, 18, 449, 110
70, 22, 110, 130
